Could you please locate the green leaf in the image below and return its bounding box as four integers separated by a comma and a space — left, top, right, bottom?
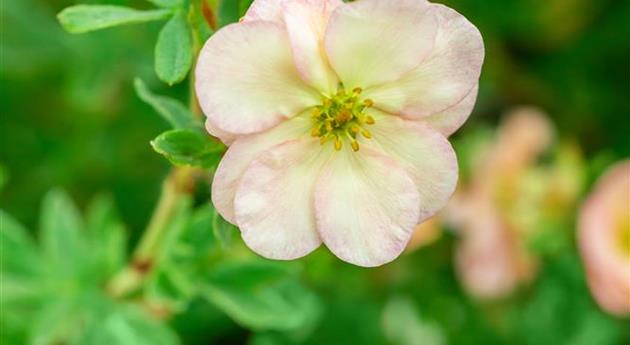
79, 304, 180, 345
85, 195, 127, 279
202, 261, 321, 331
218, 0, 240, 27
218, 0, 255, 27
0, 210, 44, 310
155, 10, 193, 85
134, 78, 199, 129
211, 207, 237, 249
151, 129, 224, 169
39, 189, 86, 269
0, 210, 41, 275
57, 5, 172, 34
147, 202, 215, 309
382, 297, 445, 345
146, 0, 184, 8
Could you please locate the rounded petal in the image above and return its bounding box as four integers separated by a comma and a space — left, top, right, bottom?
423, 84, 478, 137
579, 161, 630, 316
283, 0, 342, 93
455, 207, 521, 299
205, 119, 237, 145
369, 114, 458, 222
196, 21, 318, 135
234, 139, 330, 260
211, 116, 311, 223
315, 147, 420, 267
365, 4, 484, 118
324, 0, 437, 89
242, 0, 284, 23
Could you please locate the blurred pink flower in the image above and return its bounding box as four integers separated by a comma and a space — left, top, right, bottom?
195, 0, 484, 266
579, 161, 630, 316
451, 108, 554, 299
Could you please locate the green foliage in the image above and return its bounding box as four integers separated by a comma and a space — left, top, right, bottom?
147, 0, 185, 8
201, 261, 321, 331
134, 78, 200, 129
0, 190, 181, 345
218, 0, 255, 27
57, 5, 172, 34
518, 255, 622, 345
155, 10, 193, 85
382, 297, 445, 345
151, 129, 224, 169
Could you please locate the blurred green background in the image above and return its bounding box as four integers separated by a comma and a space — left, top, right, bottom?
1, 0, 629, 344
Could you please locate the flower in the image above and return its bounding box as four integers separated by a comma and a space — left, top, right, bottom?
579, 161, 630, 316
195, 0, 484, 267
451, 108, 554, 298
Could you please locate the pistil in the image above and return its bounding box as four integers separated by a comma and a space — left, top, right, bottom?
311, 86, 375, 152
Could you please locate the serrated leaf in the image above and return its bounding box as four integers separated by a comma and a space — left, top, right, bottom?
57, 5, 172, 34
85, 195, 127, 278
39, 189, 86, 270
0, 210, 45, 309
202, 261, 321, 331
134, 78, 199, 129
151, 129, 224, 169
147, 202, 215, 308
0, 210, 41, 275
79, 304, 180, 345
155, 10, 193, 85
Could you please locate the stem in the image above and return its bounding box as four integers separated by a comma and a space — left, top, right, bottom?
107, 170, 186, 297
107, 0, 210, 300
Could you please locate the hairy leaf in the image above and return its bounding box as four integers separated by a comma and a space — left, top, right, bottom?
151, 129, 224, 169
58, 5, 171, 34
134, 78, 199, 129
155, 10, 193, 85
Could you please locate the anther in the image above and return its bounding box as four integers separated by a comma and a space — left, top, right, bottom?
361, 130, 372, 139
365, 115, 375, 125
352, 87, 363, 95
363, 99, 374, 107
351, 140, 360, 152
311, 127, 321, 137
334, 137, 343, 151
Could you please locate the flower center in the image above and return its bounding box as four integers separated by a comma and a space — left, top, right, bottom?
310, 86, 375, 152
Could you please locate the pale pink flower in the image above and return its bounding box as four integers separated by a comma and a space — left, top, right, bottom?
195, 0, 484, 266
579, 161, 630, 316
451, 108, 553, 298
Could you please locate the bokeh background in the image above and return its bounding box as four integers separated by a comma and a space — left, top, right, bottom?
1, 0, 629, 344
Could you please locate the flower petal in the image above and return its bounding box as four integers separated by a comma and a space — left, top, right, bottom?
324, 0, 437, 89
196, 21, 318, 135
315, 147, 420, 267
234, 139, 330, 260
242, 0, 284, 23
205, 119, 237, 145
424, 84, 478, 137
211, 116, 311, 223
368, 114, 458, 222
365, 4, 484, 118
283, 0, 342, 93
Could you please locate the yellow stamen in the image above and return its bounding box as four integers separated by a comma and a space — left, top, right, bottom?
334, 137, 343, 151
361, 130, 372, 139
351, 140, 360, 152
363, 99, 374, 107
365, 115, 375, 125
